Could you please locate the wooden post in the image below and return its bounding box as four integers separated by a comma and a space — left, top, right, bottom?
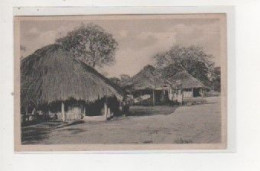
61, 102, 65, 122
152, 89, 155, 106
104, 102, 107, 119
107, 108, 111, 119
32, 108, 36, 121
201, 88, 204, 97
48, 109, 52, 120
82, 106, 86, 119
191, 88, 194, 97
181, 90, 184, 105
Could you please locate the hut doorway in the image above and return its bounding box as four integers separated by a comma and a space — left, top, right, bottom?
154, 90, 161, 103
193, 88, 201, 97
85, 97, 120, 116
154, 89, 169, 104
85, 100, 104, 116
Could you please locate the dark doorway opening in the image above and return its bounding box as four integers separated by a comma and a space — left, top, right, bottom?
193, 88, 201, 97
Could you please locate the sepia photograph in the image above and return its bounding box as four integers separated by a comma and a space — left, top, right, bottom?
3, 2, 260, 171
14, 14, 227, 150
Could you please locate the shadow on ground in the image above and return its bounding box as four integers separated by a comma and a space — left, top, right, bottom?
127, 105, 177, 116
22, 127, 50, 144
22, 122, 62, 144
62, 128, 86, 134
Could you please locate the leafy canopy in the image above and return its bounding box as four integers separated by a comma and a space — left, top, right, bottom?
56, 24, 118, 68
154, 45, 215, 86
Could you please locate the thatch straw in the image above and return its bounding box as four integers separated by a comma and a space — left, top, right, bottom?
123, 65, 167, 90
21, 44, 124, 108
167, 71, 206, 89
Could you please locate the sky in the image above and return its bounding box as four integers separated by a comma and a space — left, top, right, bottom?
20, 15, 224, 77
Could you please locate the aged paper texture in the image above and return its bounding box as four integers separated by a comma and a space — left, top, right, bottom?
14, 14, 227, 151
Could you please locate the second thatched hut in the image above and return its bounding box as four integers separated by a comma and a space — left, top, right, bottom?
122, 65, 170, 105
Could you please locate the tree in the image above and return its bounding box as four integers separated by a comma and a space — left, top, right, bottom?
211, 67, 221, 92
56, 24, 118, 68
158, 63, 182, 79
154, 45, 214, 86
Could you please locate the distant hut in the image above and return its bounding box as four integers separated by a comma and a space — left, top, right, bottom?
21, 44, 124, 122
122, 65, 169, 105
167, 71, 207, 103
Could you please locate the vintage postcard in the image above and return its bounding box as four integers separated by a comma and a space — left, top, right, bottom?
14, 14, 227, 151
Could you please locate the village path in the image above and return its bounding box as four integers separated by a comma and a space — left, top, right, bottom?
27, 96, 221, 144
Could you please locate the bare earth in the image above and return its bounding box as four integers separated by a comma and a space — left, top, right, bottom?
22, 96, 221, 144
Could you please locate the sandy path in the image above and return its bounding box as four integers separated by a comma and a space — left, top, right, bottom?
35, 96, 221, 144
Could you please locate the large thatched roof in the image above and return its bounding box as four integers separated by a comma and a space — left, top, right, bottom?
21, 44, 124, 107
167, 71, 206, 89
123, 65, 167, 90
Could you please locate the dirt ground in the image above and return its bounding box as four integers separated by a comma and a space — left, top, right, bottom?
22, 96, 221, 144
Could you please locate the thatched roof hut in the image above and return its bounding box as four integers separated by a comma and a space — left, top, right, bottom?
167, 71, 206, 89
121, 65, 170, 105
123, 65, 167, 91
21, 44, 124, 112
165, 71, 208, 101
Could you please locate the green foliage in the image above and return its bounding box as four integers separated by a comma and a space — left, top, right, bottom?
56, 24, 118, 68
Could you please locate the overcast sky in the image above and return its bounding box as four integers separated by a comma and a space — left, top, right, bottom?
20, 15, 223, 77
